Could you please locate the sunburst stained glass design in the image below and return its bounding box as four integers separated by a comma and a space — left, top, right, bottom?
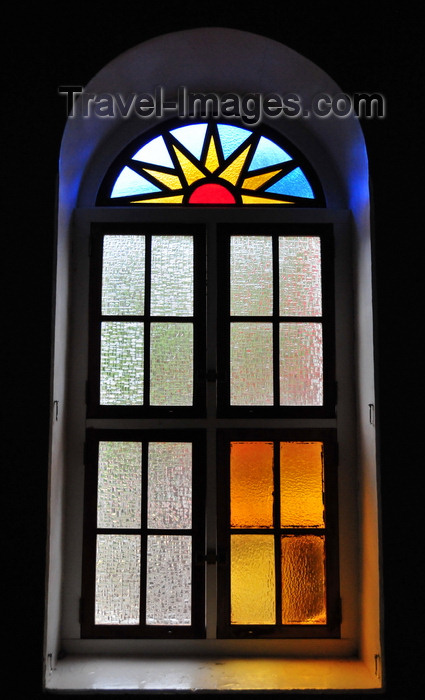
99, 122, 323, 206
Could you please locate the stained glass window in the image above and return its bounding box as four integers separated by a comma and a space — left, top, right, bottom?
98, 122, 323, 206
217, 432, 339, 637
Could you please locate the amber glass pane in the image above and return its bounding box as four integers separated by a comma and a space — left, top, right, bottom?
231, 534, 275, 624
281, 535, 326, 624
280, 442, 324, 528
230, 442, 273, 528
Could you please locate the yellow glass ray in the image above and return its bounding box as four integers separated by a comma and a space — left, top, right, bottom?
241, 194, 293, 204
143, 168, 182, 190
220, 146, 251, 185
242, 169, 282, 190
131, 195, 184, 204
173, 146, 205, 185
205, 136, 220, 172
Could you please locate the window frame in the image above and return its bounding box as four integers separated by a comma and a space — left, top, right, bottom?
87, 223, 207, 419
81, 212, 341, 641
216, 222, 336, 418
81, 427, 207, 639
216, 427, 340, 639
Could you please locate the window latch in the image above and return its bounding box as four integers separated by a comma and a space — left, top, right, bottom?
196, 549, 225, 565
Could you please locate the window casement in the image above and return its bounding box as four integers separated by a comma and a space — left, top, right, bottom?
80, 117, 341, 639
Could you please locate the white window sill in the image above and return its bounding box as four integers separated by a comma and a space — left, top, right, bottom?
45, 655, 382, 693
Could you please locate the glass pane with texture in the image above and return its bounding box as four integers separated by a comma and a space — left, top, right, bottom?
280, 442, 324, 528
231, 322, 273, 405
97, 442, 142, 528
148, 442, 192, 529
100, 322, 144, 405
281, 535, 327, 624
150, 323, 193, 405
95, 535, 141, 625
280, 322, 323, 405
146, 535, 192, 625
151, 236, 193, 316
102, 235, 145, 315
230, 534, 275, 624
230, 442, 273, 528
230, 236, 272, 316
279, 237, 321, 316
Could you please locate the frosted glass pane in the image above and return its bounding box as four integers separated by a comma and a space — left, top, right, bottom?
280, 323, 323, 405
98, 442, 142, 528
102, 235, 145, 315
279, 237, 321, 316
230, 236, 272, 316
230, 442, 273, 528
231, 535, 275, 624
148, 442, 192, 529
280, 442, 324, 528
231, 322, 273, 405
150, 323, 193, 405
150, 236, 193, 315
100, 322, 144, 405
281, 535, 326, 624
95, 535, 141, 625
146, 535, 192, 625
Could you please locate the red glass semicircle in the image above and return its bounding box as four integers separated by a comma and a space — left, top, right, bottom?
188, 183, 236, 204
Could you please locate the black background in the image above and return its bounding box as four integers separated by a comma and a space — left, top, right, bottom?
4, 2, 422, 697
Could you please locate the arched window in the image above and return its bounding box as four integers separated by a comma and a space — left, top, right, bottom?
98, 121, 324, 206
45, 28, 382, 692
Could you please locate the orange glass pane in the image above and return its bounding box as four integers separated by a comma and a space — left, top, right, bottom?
280, 442, 324, 528
281, 535, 326, 624
231, 534, 275, 624
230, 442, 273, 528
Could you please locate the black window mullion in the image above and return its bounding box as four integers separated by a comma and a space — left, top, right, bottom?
273, 440, 282, 627
272, 234, 280, 408
144, 234, 152, 408
139, 438, 149, 630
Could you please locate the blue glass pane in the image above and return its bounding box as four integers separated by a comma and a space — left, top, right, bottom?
248, 136, 292, 171
170, 124, 208, 160
217, 124, 251, 158
132, 136, 174, 167
111, 166, 161, 198
266, 167, 314, 199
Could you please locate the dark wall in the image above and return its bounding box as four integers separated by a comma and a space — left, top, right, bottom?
4, 2, 422, 696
